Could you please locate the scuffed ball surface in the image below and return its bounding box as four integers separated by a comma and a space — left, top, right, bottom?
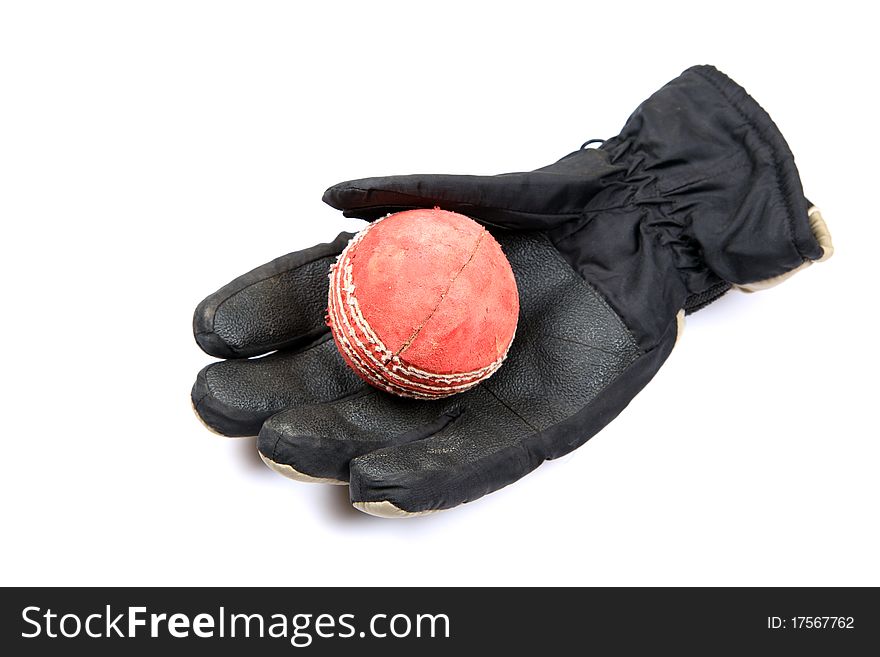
327, 208, 519, 399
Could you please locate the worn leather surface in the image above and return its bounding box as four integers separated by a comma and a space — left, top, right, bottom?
193, 65, 826, 514
194, 233, 352, 359
193, 335, 364, 437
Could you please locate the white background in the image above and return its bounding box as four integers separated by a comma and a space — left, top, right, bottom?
1, 1, 877, 586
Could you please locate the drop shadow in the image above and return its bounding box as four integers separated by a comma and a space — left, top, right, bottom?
228, 438, 455, 528
314, 483, 465, 532
317, 483, 375, 524
230, 436, 271, 473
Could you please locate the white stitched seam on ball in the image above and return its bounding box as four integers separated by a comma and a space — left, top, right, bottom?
328, 239, 449, 398
331, 246, 493, 396
333, 240, 507, 390
340, 254, 507, 382
335, 219, 506, 382
329, 252, 447, 398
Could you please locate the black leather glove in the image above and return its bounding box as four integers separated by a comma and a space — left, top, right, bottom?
192, 65, 832, 517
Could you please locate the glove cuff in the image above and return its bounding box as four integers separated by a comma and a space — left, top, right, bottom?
687, 65, 828, 277
604, 65, 830, 296
735, 205, 833, 292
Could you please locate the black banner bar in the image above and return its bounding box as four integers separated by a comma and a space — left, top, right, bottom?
1, 587, 876, 654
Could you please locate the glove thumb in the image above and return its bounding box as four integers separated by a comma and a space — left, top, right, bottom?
322, 147, 624, 231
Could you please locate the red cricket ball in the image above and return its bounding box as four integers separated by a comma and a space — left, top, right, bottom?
327, 208, 519, 399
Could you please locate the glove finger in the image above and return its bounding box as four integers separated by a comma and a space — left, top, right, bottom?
346, 326, 651, 518
191, 334, 365, 437
193, 231, 352, 359
256, 389, 460, 484
322, 148, 619, 231
346, 386, 539, 517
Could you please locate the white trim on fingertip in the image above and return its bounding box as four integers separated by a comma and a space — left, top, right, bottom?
190, 400, 258, 439
352, 500, 440, 518
259, 452, 347, 485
